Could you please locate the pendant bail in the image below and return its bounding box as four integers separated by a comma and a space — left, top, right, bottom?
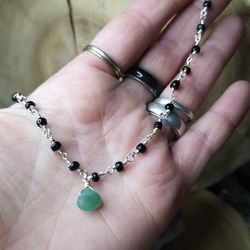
79, 169, 90, 187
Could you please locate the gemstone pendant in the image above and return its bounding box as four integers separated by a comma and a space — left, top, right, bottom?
77, 186, 102, 211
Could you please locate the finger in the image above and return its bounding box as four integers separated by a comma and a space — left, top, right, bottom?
161, 15, 245, 111
122, 0, 231, 102
77, 0, 192, 78
172, 81, 250, 185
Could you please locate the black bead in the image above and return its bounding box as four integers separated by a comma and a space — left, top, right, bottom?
203, 1, 212, 8
165, 103, 174, 112
154, 121, 163, 130
51, 140, 61, 151
115, 161, 124, 172
11, 92, 21, 102
36, 117, 47, 127
25, 101, 36, 109
197, 24, 206, 32
170, 80, 180, 90
69, 161, 80, 171
191, 45, 200, 54
92, 172, 100, 182
183, 66, 191, 75
136, 143, 147, 153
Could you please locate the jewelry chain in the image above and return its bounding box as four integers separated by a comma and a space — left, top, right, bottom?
171, 5, 209, 101
12, 2, 210, 185
14, 92, 161, 183
159, 5, 208, 120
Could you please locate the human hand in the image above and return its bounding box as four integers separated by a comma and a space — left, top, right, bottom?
0, 0, 249, 249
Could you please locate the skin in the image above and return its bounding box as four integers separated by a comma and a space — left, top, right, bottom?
0, 0, 249, 249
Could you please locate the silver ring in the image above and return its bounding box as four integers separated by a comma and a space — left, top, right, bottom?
154, 97, 194, 123
83, 45, 123, 80
147, 102, 186, 140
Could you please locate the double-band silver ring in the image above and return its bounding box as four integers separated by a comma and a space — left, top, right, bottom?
147, 102, 186, 140
154, 97, 194, 123
83, 45, 123, 80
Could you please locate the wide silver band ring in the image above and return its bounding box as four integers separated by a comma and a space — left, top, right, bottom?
154, 97, 194, 123
83, 45, 123, 80
147, 102, 186, 140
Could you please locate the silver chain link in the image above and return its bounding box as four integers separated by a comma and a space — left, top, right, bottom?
200, 8, 208, 24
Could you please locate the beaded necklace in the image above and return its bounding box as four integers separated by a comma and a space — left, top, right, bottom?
11, 0, 212, 211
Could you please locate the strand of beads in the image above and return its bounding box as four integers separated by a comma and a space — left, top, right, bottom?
11, 92, 161, 211
11, 92, 82, 171
162, 0, 212, 120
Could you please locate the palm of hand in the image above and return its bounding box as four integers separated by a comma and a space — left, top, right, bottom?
0, 57, 184, 250
1, 0, 249, 249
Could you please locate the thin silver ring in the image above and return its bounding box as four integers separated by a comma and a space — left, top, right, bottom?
83, 45, 123, 80
147, 102, 186, 140
154, 97, 194, 123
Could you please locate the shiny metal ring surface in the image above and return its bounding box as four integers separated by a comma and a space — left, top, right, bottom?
154, 97, 194, 123
83, 45, 123, 79
124, 66, 164, 98
147, 102, 186, 140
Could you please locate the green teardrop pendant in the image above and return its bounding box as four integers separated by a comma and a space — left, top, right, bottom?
77, 186, 102, 211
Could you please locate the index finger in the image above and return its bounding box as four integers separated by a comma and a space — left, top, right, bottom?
81, 0, 192, 73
